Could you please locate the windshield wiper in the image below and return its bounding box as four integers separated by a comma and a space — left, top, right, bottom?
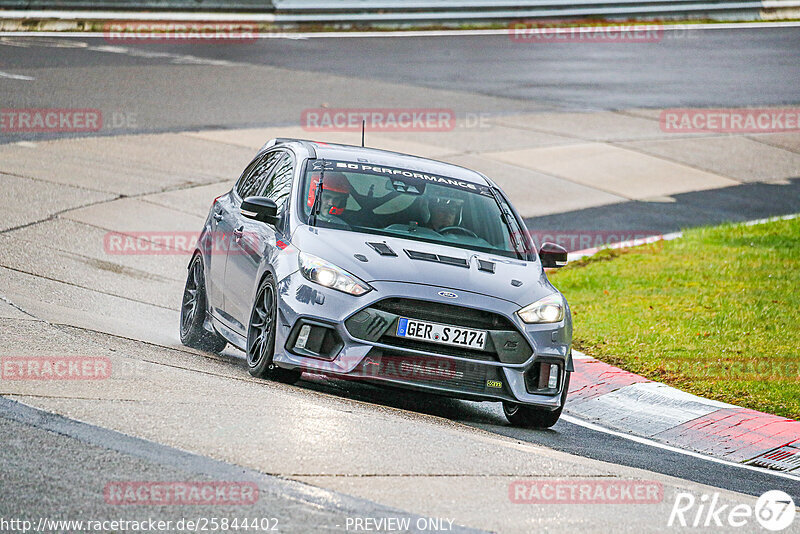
489, 188, 526, 259
308, 165, 325, 227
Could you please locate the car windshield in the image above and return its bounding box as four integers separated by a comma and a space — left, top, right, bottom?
301, 160, 527, 259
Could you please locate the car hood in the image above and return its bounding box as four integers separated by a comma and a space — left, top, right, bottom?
291, 225, 558, 307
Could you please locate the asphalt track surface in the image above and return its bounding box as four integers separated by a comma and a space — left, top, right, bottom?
0, 398, 449, 533
0, 27, 799, 137
298, 374, 800, 500
525, 177, 800, 244
2, 27, 798, 237
1, 26, 799, 532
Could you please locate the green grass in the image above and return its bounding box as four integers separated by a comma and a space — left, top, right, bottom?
549, 216, 800, 419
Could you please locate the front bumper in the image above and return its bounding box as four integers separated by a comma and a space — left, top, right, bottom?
272, 272, 571, 409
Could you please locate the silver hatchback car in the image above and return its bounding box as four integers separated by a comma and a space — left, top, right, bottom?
180, 138, 573, 428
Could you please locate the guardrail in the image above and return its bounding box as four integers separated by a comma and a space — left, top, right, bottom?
1, 0, 797, 22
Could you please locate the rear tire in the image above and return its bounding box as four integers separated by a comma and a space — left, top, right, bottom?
503, 371, 570, 429
246, 274, 302, 384
180, 255, 228, 353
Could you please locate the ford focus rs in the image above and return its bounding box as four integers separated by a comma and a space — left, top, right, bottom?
180, 138, 573, 428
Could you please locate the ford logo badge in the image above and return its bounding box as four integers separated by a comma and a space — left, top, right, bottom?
438, 291, 458, 299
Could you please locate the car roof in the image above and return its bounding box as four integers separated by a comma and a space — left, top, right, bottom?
267, 138, 491, 186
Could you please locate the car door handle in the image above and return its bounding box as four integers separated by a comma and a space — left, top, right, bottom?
233, 226, 244, 240
213, 212, 223, 222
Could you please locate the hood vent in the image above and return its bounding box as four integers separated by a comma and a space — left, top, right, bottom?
405, 249, 469, 268
367, 242, 397, 257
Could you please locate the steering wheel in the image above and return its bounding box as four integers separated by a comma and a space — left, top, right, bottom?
438, 226, 479, 238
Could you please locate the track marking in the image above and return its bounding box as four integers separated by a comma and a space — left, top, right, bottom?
0, 36, 247, 66
0, 36, 87, 47
0, 70, 34, 80
561, 414, 800, 482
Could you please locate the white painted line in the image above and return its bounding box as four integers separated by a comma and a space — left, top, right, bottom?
762, 0, 800, 6
88, 45, 131, 53
561, 414, 800, 482
0, 37, 248, 67
566, 211, 800, 263
566, 213, 800, 261
2, 21, 800, 38
742, 212, 800, 227
568, 231, 683, 262
0, 70, 34, 80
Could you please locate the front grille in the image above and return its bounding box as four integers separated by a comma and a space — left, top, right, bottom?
345, 298, 533, 365
355, 348, 488, 394
370, 298, 514, 330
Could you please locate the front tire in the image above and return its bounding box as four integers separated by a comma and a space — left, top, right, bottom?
180, 255, 228, 353
503, 372, 571, 429
246, 274, 302, 384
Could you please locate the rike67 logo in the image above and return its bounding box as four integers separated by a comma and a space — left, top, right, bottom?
669, 490, 796, 531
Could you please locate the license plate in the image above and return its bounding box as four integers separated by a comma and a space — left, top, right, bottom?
396, 317, 487, 350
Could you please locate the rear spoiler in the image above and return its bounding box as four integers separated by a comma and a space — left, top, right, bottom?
259, 138, 317, 158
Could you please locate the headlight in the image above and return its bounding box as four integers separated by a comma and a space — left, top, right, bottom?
298, 252, 371, 296
517, 293, 565, 324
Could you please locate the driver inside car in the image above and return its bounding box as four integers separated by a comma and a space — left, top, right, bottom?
424, 194, 465, 233
307, 172, 352, 225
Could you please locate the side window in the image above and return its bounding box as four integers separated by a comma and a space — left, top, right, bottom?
235, 152, 280, 199
257, 153, 294, 215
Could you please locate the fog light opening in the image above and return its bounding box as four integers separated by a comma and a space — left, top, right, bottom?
296, 324, 312, 350
526, 361, 562, 394
548, 363, 559, 389
288, 320, 343, 360
537, 363, 551, 390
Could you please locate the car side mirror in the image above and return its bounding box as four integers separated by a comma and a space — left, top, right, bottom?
241, 196, 279, 225
539, 242, 568, 268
